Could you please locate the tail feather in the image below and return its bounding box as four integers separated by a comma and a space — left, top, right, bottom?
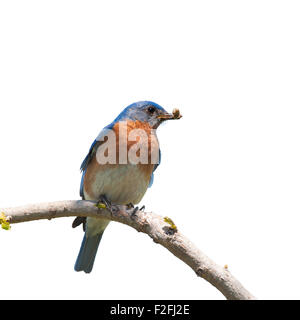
74, 232, 103, 273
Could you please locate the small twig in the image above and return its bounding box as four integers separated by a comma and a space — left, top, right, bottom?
1, 200, 255, 300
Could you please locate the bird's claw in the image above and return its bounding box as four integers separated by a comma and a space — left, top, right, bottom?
130, 206, 139, 218
95, 195, 112, 211
126, 202, 138, 218
127, 205, 145, 219
126, 202, 134, 209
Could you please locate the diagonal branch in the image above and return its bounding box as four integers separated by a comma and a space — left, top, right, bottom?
1, 200, 255, 300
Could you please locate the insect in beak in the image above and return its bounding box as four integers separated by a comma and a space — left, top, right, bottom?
157, 108, 182, 120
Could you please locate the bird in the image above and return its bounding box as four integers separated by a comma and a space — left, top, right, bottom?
72, 101, 181, 273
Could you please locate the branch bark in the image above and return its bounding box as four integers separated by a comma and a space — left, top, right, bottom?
1, 200, 255, 300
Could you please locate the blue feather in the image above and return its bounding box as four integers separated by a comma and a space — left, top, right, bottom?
148, 149, 161, 188
74, 232, 104, 273
79, 124, 115, 198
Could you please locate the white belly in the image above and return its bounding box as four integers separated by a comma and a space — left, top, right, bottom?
84, 164, 150, 205
84, 164, 150, 236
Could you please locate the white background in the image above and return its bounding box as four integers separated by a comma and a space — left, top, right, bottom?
0, 0, 299, 300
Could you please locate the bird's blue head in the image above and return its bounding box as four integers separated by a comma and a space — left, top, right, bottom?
113, 101, 179, 129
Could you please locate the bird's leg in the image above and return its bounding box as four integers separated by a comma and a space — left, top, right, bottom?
96, 194, 112, 211
126, 202, 138, 218
126, 202, 134, 209
130, 206, 139, 218
96, 195, 121, 217
126, 204, 145, 219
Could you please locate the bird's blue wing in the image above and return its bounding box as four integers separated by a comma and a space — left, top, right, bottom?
79, 138, 99, 199
79, 169, 86, 199
148, 148, 161, 188
79, 123, 114, 198
80, 139, 97, 172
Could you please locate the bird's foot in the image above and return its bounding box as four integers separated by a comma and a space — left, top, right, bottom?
126, 202, 134, 209
126, 204, 145, 219
96, 195, 121, 217
131, 206, 139, 218
95, 195, 112, 211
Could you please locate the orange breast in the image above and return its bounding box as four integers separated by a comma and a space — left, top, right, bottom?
113, 120, 160, 165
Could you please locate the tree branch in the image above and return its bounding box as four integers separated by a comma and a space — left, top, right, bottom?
1, 200, 255, 300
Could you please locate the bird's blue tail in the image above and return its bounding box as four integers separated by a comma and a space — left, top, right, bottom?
74, 232, 103, 273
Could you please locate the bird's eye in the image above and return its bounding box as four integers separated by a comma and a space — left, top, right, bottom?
147, 106, 156, 114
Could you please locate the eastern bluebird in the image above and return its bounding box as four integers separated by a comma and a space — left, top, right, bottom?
73, 101, 181, 273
